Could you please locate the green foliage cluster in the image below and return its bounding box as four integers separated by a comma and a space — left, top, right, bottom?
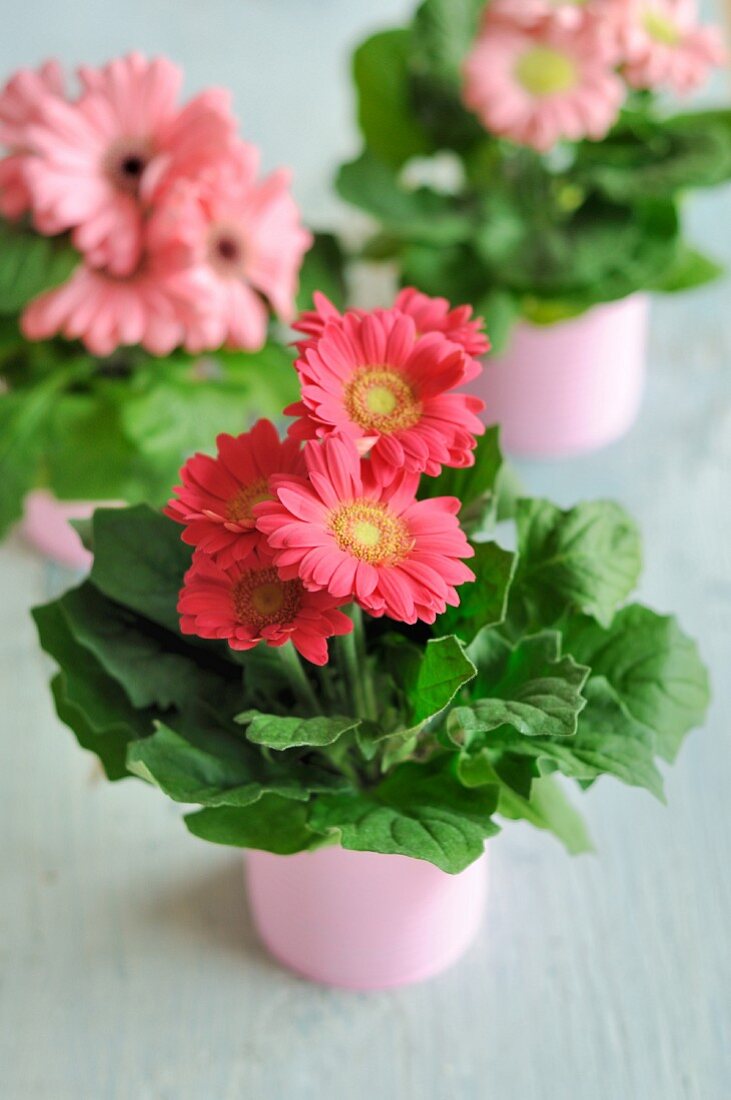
339, 0, 730, 349
34, 430, 709, 872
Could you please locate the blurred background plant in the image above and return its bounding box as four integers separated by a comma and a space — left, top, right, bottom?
337, 0, 730, 351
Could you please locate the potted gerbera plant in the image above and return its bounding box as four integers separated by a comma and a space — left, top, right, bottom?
0, 52, 337, 567
337, 0, 729, 456
34, 289, 709, 989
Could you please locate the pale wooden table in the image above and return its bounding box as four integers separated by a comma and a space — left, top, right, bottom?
2, 3, 731, 1097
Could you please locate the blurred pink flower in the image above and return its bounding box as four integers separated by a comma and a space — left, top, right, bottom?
463, 18, 625, 151
24, 52, 236, 276
21, 243, 210, 357
616, 0, 726, 93
149, 142, 311, 352
0, 60, 64, 222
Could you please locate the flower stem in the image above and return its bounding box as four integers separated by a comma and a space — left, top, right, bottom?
278, 643, 323, 715
350, 604, 379, 723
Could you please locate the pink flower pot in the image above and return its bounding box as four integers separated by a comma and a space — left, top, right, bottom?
245, 845, 488, 990
20, 490, 111, 571
478, 294, 649, 458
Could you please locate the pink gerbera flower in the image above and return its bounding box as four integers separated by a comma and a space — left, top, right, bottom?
293, 287, 489, 373
149, 142, 311, 352
286, 309, 485, 484
0, 60, 64, 222
165, 419, 306, 569
25, 52, 236, 277
486, 0, 595, 30
21, 244, 208, 357
177, 547, 352, 666
463, 18, 625, 151
256, 434, 475, 625
616, 0, 726, 93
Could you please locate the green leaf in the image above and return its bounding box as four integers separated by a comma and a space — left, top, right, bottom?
89, 505, 192, 633
236, 712, 361, 750
0, 392, 44, 535
484, 678, 665, 799
33, 600, 153, 780
309, 755, 499, 873
127, 721, 343, 808
515, 499, 642, 628
437, 542, 517, 643
296, 232, 347, 311
563, 605, 710, 762
336, 151, 472, 246
420, 425, 503, 537
497, 774, 593, 855
651, 245, 724, 294
185, 795, 315, 854
57, 582, 233, 712
352, 29, 431, 168
401, 634, 477, 727
0, 221, 77, 315
475, 288, 520, 355
411, 0, 484, 88
463, 631, 590, 740
121, 345, 297, 469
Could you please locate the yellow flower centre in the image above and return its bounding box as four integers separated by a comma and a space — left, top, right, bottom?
515, 46, 578, 97
232, 567, 303, 630
642, 10, 681, 46
330, 500, 413, 565
344, 367, 421, 434
226, 477, 271, 525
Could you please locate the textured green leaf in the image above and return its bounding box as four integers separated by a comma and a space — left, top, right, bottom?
411, 0, 484, 87
237, 712, 361, 750
185, 796, 315, 854
498, 774, 593, 855
403, 635, 477, 726
563, 606, 710, 762
464, 632, 590, 740
58, 582, 233, 712
352, 29, 431, 168
89, 505, 192, 632
309, 756, 499, 873
127, 722, 343, 808
0, 221, 77, 314
438, 542, 517, 643
33, 600, 153, 780
515, 499, 642, 628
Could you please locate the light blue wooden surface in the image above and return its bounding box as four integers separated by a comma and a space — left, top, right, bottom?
1, 4, 730, 1098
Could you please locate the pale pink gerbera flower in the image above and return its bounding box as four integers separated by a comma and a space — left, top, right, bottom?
178, 547, 352, 666
616, 0, 726, 93
25, 53, 236, 277
0, 60, 64, 222
256, 434, 475, 625
286, 309, 485, 484
21, 241, 209, 357
463, 19, 625, 151
486, 0, 595, 31
165, 419, 306, 569
149, 142, 311, 352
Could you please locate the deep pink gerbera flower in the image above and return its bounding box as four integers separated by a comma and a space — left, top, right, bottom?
21, 245, 208, 357
25, 52, 236, 277
177, 547, 352, 666
286, 309, 485, 484
463, 18, 625, 151
0, 60, 64, 222
165, 419, 306, 568
616, 0, 726, 94
256, 434, 475, 625
149, 142, 311, 352
293, 288, 489, 377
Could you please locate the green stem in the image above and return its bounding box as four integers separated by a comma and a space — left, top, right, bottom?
278, 643, 323, 715
337, 628, 367, 718
351, 605, 378, 723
